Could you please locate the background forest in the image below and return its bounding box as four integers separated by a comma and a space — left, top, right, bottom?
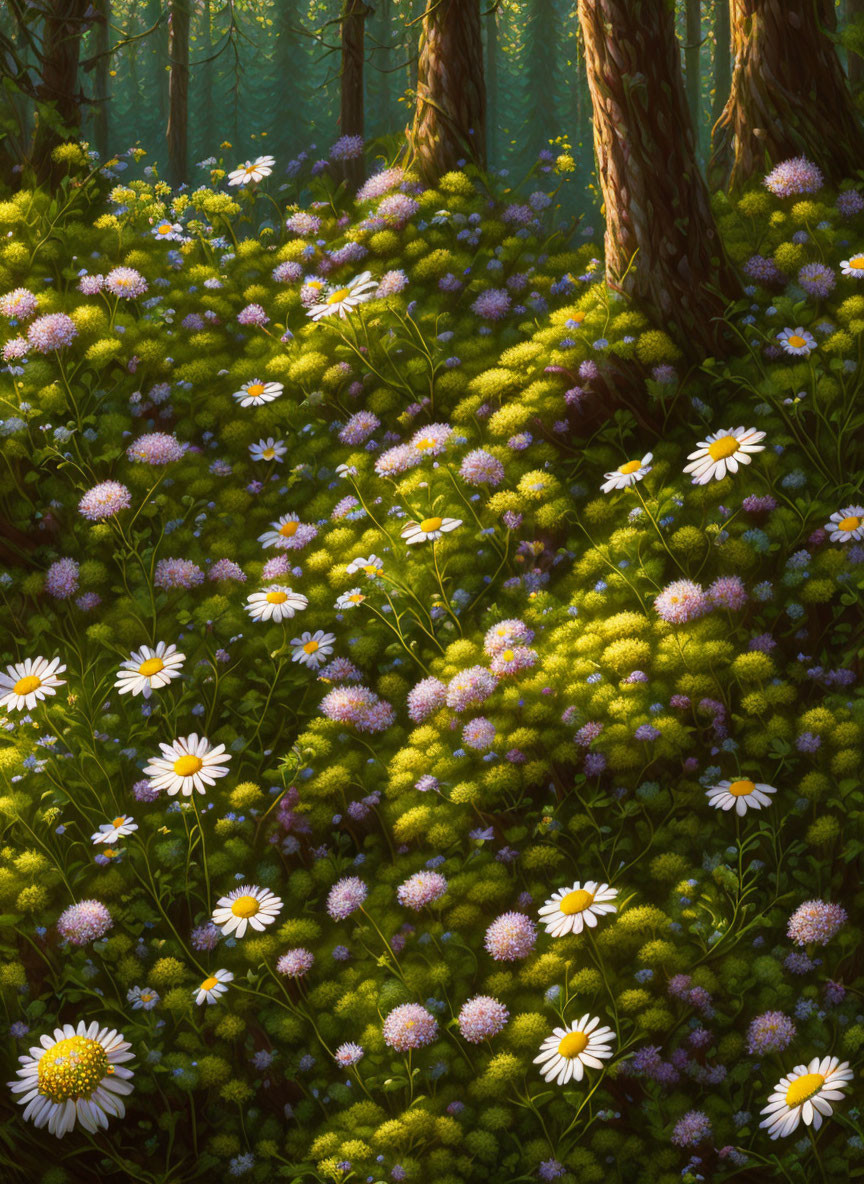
1, 3, 864, 1184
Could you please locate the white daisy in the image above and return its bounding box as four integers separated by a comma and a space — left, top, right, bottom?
114, 641, 185, 699
307, 271, 378, 321
194, 968, 234, 1006
8, 1020, 134, 1138
151, 219, 184, 241
538, 881, 619, 937
825, 505, 864, 542
227, 155, 275, 186
840, 254, 864, 277
0, 656, 66, 713
233, 379, 284, 408
533, 1015, 615, 1085
346, 554, 384, 577
760, 1056, 853, 1139
249, 437, 287, 463
211, 884, 283, 939
335, 588, 366, 610
705, 777, 776, 816
290, 630, 336, 668
682, 426, 766, 485
91, 816, 138, 845
245, 585, 308, 623
600, 453, 653, 493
400, 516, 462, 545
143, 733, 231, 797
258, 513, 304, 549
777, 326, 816, 356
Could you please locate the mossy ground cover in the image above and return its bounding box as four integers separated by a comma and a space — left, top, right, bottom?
0, 143, 862, 1183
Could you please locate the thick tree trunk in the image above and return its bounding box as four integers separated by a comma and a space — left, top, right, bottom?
166, 0, 189, 187
849, 0, 864, 88
338, 0, 371, 191
407, 0, 486, 181
684, 0, 701, 149
578, 0, 740, 361
92, 0, 110, 161
485, 3, 499, 166
713, 0, 864, 189
31, 0, 91, 183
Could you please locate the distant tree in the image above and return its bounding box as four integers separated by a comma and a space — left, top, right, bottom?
846, 0, 864, 87
338, 0, 372, 189
92, 0, 110, 161
30, 0, 92, 181
708, 0, 732, 185
578, 0, 740, 360
142, 0, 167, 160
525, 0, 558, 156
684, 0, 701, 148
407, 0, 486, 181
713, 0, 864, 188
485, 2, 500, 165
166, 0, 189, 186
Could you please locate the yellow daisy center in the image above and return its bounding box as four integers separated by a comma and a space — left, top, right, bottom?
348, 593, 364, 603
728, 779, 755, 797
420, 517, 443, 533
558, 1030, 589, 1059
246, 383, 265, 398
38, 1035, 109, 1103
571, 311, 586, 323
138, 656, 164, 677
501, 649, 515, 662
157, 225, 171, 234
707, 435, 739, 461
303, 640, 319, 654
414, 437, 435, 451
112, 816, 127, 828
200, 976, 219, 991
13, 674, 42, 696
262, 448, 275, 460
279, 520, 299, 537
173, 754, 203, 777
851, 258, 864, 269
363, 565, 380, 575
231, 894, 260, 918
266, 590, 287, 604
787, 334, 806, 348
560, 888, 595, 915
618, 460, 642, 475
838, 515, 861, 532
785, 1072, 824, 1107
326, 288, 350, 304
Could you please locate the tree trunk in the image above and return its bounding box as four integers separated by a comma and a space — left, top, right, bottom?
92, 0, 110, 161
338, 0, 371, 191
708, 0, 733, 186
684, 0, 701, 150
526, 0, 558, 158
713, 0, 864, 189
198, 0, 214, 161
407, 0, 486, 181
166, 0, 189, 187
369, 0, 396, 137
31, 0, 91, 183
849, 0, 864, 88
485, 3, 499, 166
143, 0, 167, 162
578, 0, 740, 361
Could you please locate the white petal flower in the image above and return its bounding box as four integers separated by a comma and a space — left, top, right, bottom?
249, 437, 287, 463
290, 630, 336, 668
682, 426, 765, 484
227, 155, 275, 186
143, 733, 231, 797
211, 885, 283, 939
824, 505, 864, 542
538, 881, 619, 937
307, 272, 378, 321
114, 642, 185, 699
233, 379, 284, 407
533, 1015, 615, 1085
194, 968, 234, 1006
705, 778, 776, 816
0, 656, 66, 713
600, 453, 653, 493
760, 1056, 852, 1139
400, 516, 462, 544
91, 816, 138, 845
245, 585, 308, 623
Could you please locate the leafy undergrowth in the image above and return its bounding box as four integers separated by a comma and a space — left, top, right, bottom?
0, 144, 862, 1184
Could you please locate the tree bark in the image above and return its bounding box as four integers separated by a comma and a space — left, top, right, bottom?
338, 0, 371, 191
684, 0, 701, 150
407, 0, 486, 182
712, 0, 864, 189
526, 0, 558, 156
166, 0, 189, 187
578, 0, 740, 361
92, 0, 110, 161
31, 0, 92, 182
848, 0, 864, 88
708, 0, 733, 186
